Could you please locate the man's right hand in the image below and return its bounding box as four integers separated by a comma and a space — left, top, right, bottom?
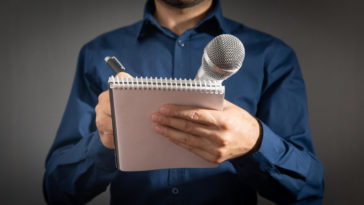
95, 72, 132, 149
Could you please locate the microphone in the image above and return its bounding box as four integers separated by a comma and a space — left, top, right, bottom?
195, 34, 245, 83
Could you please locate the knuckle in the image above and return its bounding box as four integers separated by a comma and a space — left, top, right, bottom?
219, 139, 228, 147
215, 148, 224, 158
212, 157, 222, 164
213, 149, 225, 163
96, 116, 110, 132
189, 110, 201, 121
95, 104, 101, 113
215, 135, 228, 147
220, 117, 233, 130
216, 157, 225, 163
95, 115, 101, 127
183, 121, 194, 132
183, 135, 190, 144
209, 132, 227, 146
207, 156, 218, 163
96, 118, 104, 130
219, 133, 231, 146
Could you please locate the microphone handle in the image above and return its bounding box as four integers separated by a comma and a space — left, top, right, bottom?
195, 67, 223, 83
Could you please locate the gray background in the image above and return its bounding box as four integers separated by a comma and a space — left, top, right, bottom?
1, 0, 363, 204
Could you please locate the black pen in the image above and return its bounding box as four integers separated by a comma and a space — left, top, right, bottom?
104, 56, 126, 74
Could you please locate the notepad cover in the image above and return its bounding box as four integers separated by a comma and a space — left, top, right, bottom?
109, 77, 224, 171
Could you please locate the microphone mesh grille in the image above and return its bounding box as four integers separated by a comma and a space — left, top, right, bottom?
206, 34, 245, 71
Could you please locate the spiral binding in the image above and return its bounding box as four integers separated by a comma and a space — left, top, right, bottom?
108, 76, 225, 94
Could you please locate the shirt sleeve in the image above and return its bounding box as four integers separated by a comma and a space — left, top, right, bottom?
43, 45, 118, 204
230, 40, 324, 204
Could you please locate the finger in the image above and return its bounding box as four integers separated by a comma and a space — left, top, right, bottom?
97, 91, 111, 116
116, 72, 133, 78
159, 104, 222, 127
100, 133, 115, 149
154, 124, 217, 156
96, 114, 113, 133
102, 115, 114, 133
96, 113, 115, 150
152, 113, 223, 144
166, 134, 218, 163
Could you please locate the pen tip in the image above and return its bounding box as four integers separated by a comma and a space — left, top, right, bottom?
104, 56, 110, 62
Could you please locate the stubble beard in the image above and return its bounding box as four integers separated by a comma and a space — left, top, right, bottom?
158, 0, 208, 9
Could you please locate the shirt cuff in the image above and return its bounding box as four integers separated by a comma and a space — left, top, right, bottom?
254, 120, 286, 165
87, 131, 117, 171
230, 120, 284, 175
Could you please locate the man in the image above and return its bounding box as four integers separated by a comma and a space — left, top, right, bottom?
44, 0, 324, 204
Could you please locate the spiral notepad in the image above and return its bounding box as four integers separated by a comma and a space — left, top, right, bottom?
109, 76, 225, 171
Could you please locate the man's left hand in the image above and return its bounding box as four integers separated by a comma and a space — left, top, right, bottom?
151, 100, 261, 163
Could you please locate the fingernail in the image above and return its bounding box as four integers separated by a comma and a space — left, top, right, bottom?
155, 125, 163, 133
151, 113, 160, 122
160, 106, 169, 114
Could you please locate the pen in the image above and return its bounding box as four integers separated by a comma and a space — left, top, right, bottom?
104, 56, 126, 74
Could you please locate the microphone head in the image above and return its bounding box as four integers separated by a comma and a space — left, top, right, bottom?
200, 34, 245, 81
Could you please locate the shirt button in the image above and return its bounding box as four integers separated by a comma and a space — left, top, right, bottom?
177, 40, 185, 47
171, 187, 180, 195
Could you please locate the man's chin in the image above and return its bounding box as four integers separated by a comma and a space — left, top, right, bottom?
158, 0, 208, 9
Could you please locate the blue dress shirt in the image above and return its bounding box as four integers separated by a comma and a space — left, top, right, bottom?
44, 0, 324, 204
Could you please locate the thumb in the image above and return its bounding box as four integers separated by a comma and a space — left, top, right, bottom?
116, 72, 133, 78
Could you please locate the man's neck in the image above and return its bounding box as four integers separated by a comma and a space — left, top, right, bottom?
154, 0, 213, 36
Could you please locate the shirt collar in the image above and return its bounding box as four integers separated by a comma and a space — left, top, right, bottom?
137, 0, 229, 40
